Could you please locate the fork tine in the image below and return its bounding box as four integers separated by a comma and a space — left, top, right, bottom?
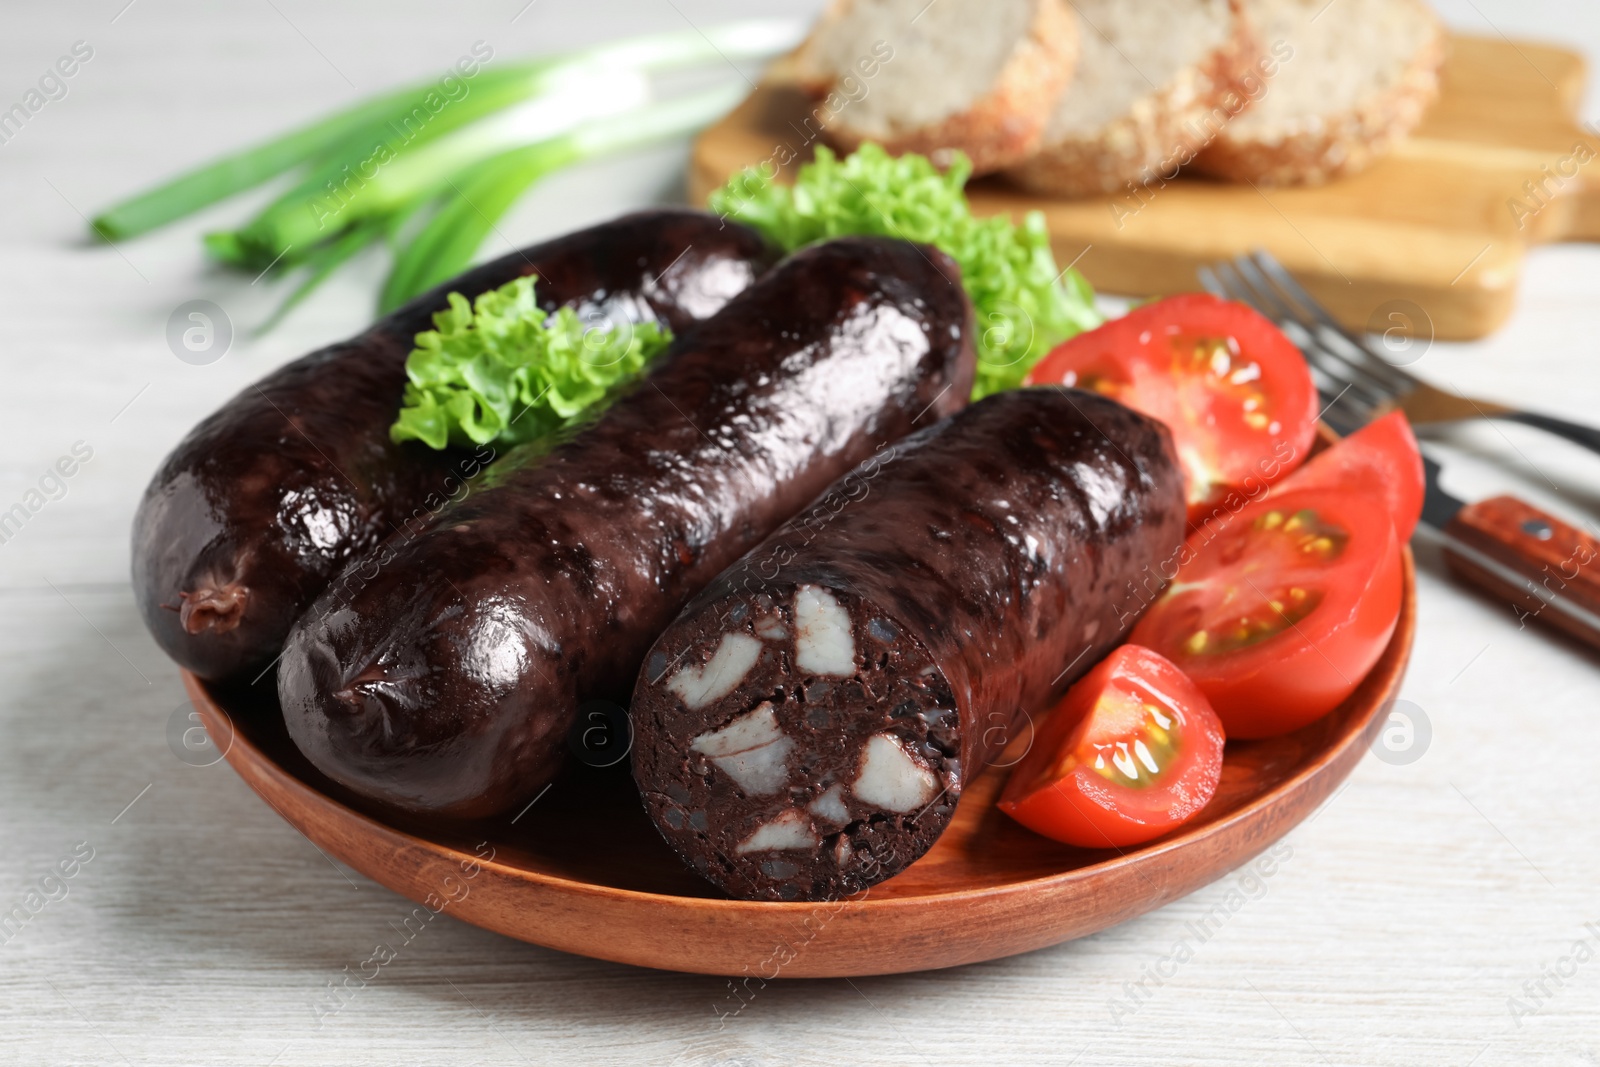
1234, 255, 1401, 411
1246, 250, 1345, 331
1222, 256, 1296, 321
1219, 260, 1296, 326
1222, 257, 1391, 417
1207, 261, 1257, 312
1247, 250, 1417, 394
1196, 265, 1225, 298
1200, 255, 1381, 435
1230, 254, 1303, 326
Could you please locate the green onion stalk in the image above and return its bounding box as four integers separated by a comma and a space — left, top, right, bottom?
378, 81, 748, 312
90, 19, 802, 325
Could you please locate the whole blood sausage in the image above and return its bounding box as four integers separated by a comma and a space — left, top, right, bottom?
278, 236, 977, 819
132, 210, 774, 684
629, 388, 1185, 901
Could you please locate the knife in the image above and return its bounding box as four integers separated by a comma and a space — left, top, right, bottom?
1417, 452, 1600, 649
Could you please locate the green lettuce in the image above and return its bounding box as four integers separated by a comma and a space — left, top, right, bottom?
709, 143, 1102, 398
390, 276, 671, 449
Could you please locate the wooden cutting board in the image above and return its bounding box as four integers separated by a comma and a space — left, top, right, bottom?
689, 35, 1599, 340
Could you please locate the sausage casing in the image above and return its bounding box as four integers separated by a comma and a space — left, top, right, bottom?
629, 388, 1186, 900
133, 210, 773, 683
278, 236, 977, 818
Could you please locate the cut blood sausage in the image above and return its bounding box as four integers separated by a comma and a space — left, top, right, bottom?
629, 388, 1186, 901
278, 236, 977, 819
132, 210, 775, 684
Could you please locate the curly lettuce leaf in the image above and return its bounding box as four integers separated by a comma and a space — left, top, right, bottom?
391, 275, 671, 450
709, 143, 1101, 398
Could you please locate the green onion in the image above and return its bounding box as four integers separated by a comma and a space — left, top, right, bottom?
90, 87, 429, 242
206, 60, 645, 273
253, 216, 393, 335
89, 20, 801, 328
381, 82, 746, 312
92, 59, 563, 242
223, 63, 652, 275
709, 144, 1103, 398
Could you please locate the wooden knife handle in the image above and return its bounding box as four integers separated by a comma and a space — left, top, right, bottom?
1442, 495, 1600, 649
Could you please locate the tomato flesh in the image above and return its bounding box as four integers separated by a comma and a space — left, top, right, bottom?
999, 645, 1226, 849
1025, 293, 1318, 522
1130, 487, 1403, 738
1271, 410, 1425, 541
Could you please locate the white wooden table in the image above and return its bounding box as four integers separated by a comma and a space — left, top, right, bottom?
3, 2, 1598, 1064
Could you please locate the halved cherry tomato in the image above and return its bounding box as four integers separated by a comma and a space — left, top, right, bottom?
1130, 487, 1403, 739
1025, 293, 1318, 522
1270, 411, 1424, 542
999, 645, 1225, 849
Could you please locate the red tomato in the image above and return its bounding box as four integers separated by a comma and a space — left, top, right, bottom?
1271, 411, 1424, 542
998, 645, 1226, 849
1025, 293, 1318, 522
1130, 487, 1403, 739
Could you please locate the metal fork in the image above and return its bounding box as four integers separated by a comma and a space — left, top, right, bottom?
1197, 250, 1600, 456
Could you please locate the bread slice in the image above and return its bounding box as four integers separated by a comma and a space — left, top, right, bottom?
1191, 0, 1444, 185
790, 0, 1079, 175
1008, 0, 1260, 198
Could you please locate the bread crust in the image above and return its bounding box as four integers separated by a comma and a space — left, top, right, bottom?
797, 0, 1080, 175
1008, 0, 1261, 198
1190, 0, 1445, 185
790, 0, 855, 95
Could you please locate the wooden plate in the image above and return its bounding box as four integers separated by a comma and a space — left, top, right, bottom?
690, 34, 1599, 340
184, 552, 1413, 978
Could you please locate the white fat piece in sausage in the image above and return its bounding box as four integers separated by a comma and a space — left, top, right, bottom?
853, 733, 938, 813
690, 702, 793, 796
794, 584, 854, 676
736, 809, 820, 854
668, 632, 763, 710
807, 783, 850, 825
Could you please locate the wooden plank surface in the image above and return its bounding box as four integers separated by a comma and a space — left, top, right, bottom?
1, 1, 1598, 1064
691, 36, 1600, 340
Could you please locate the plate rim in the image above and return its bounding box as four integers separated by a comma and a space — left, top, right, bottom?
188, 549, 1415, 918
